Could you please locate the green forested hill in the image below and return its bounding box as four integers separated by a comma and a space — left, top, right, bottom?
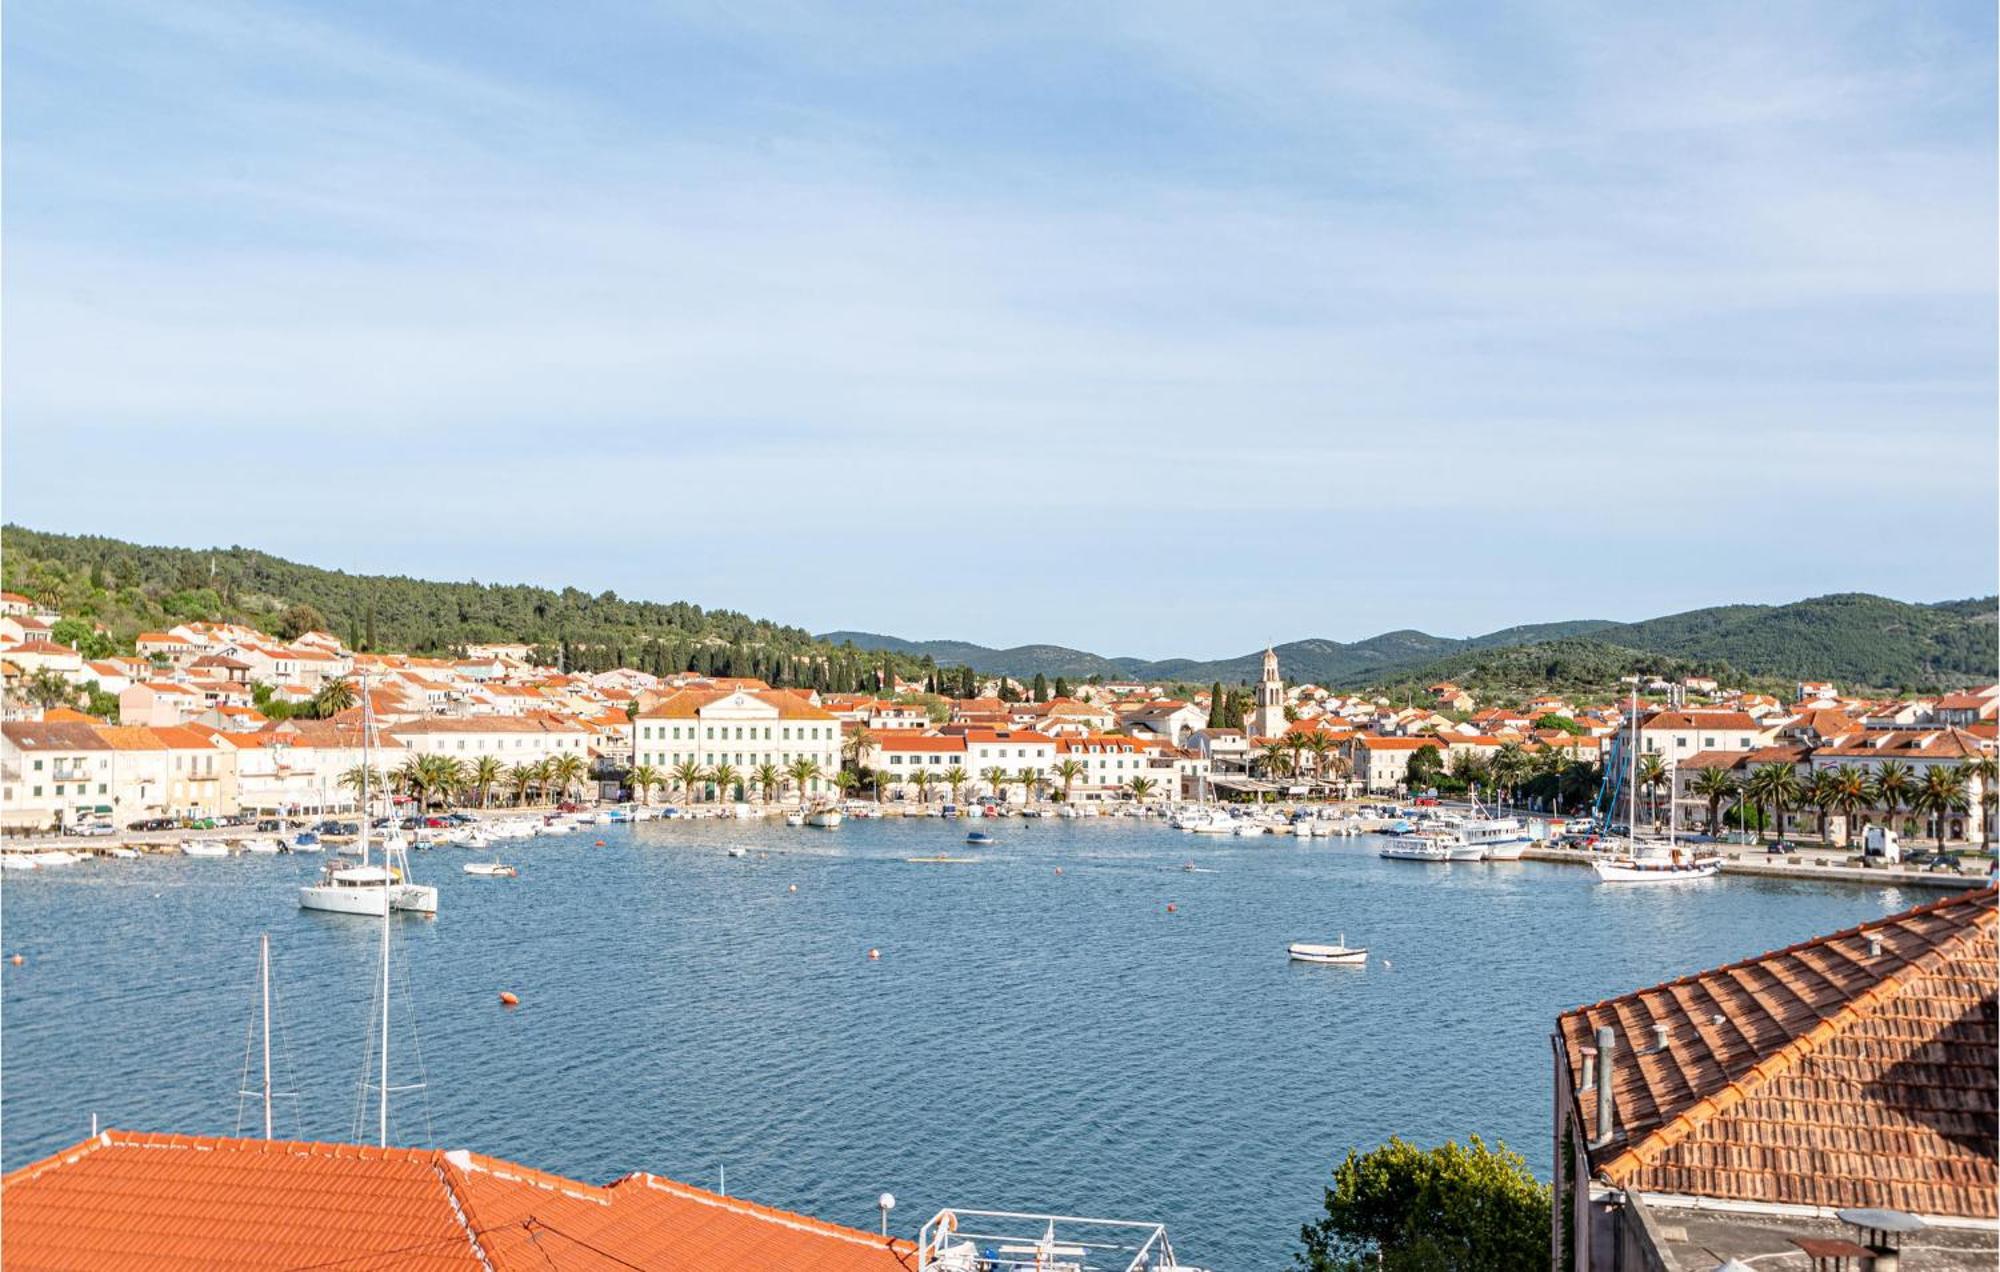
0, 526, 917, 688
10, 525, 1992, 695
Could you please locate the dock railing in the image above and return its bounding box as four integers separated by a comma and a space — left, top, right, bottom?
917, 1207, 1194, 1272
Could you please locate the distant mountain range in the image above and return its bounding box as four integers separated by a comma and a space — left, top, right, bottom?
823, 593, 1999, 692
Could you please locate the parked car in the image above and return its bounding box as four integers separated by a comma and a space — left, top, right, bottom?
1913, 852, 1964, 874
256, 819, 286, 832
127, 817, 177, 832
66, 821, 117, 837
1766, 840, 1796, 855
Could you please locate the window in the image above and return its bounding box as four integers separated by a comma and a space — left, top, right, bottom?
32, 759, 42, 771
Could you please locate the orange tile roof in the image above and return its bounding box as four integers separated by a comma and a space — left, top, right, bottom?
2, 1130, 915, 1271
1557, 887, 1997, 1218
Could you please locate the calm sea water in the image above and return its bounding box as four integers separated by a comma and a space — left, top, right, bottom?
1, 818, 1917, 1269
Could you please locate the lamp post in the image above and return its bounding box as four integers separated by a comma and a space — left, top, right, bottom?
877, 1192, 895, 1237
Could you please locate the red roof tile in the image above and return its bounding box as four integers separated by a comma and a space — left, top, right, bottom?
3, 1131, 915, 1271
1558, 887, 1997, 1218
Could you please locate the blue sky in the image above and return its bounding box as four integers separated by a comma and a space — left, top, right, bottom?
5, 1, 1994, 658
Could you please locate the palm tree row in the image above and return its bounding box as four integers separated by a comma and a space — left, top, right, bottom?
1680, 759, 1980, 851
626, 759, 835, 806
339, 752, 590, 812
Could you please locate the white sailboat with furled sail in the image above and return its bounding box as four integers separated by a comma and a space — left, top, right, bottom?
1592, 684, 1721, 884
299, 675, 439, 916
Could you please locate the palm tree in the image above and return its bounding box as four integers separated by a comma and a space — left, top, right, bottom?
1804, 769, 1843, 843
1491, 742, 1528, 810
1016, 767, 1044, 805
338, 764, 384, 798
980, 766, 1012, 805
1870, 760, 1915, 837
708, 762, 741, 804
669, 759, 705, 805
1911, 766, 1968, 853
1744, 763, 1800, 842
1051, 759, 1086, 803
505, 763, 536, 807
943, 766, 968, 805
394, 757, 428, 809
842, 724, 874, 771
470, 756, 503, 808
1125, 775, 1157, 803
1826, 765, 1870, 847
1634, 754, 1668, 829
628, 763, 663, 806
1298, 733, 1333, 787
548, 753, 587, 805
907, 769, 935, 806
786, 758, 823, 808
1257, 745, 1294, 780
310, 677, 357, 719
752, 762, 783, 806
432, 757, 470, 810
1690, 767, 1738, 836
529, 758, 556, 806
833, 770, 860, 801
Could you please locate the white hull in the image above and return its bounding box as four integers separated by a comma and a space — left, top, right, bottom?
1482, 841, 1527, 861
784, 814, 805, 827
1379, 842, 1452, 862
1594, 857, 1722, 884
463, 862, 517, 877
806, 811, 843, 828
299, 883, 391, 916
1289, 941, 1367, 965
182, 842, 230, 858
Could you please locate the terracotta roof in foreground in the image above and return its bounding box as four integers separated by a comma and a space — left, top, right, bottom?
2, 1130, 917, 1271
1557, 886, 1997, 1219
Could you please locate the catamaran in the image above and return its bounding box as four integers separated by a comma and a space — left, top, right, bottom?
299, 676, 439, 917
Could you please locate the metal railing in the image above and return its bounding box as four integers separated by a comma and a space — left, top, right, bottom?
916, 1208, 1195, 1272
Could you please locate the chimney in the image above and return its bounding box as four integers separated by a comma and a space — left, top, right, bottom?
1867, 933, 1883, 959
1591, 1025, 1616, 1147
1579, 1046, 1596, 1092
1652, 1023, 1671, 1052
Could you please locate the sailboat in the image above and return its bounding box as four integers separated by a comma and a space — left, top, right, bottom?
299, 675, 439, 916
1592, 686, 1721, 885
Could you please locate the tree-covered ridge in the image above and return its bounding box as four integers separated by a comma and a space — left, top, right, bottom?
0, 525, 925, 690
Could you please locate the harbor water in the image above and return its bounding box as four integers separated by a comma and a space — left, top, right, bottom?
0, 816, 1920, 1269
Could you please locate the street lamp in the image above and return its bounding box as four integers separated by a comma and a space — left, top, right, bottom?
877, 1192, 895, 1237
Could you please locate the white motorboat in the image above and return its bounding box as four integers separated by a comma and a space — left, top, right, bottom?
1233, 821, 1266, 837
31, 850, 84, 867
784, 812, 806, 827
1442, 834, 1486, 862
1452, 816, 1531, 860
0, 852, 39, 871
1379, 836, 1453, 862
241, 837, 282, 855
726, 846, 749, 858
182, 841, 230, 858
463, 861, 518, 878
1289, 935, 1367, 965
103, 846, 141, 859
806, 809, 843, 828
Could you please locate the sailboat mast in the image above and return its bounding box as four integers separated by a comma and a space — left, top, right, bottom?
358, 673, 371, 870
1627, 683, 1639, 835
260, 933, 273, 1140
378, 886, 390, 1147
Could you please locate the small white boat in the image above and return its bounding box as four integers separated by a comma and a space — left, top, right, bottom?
806, 810, 843, 828
31, 850, 84, 867
784, 812, 806, 827
1289, 935, 1367, 965
463, 861, 518, 877
1233, 822, 1265, 837
726, 846, 749, 858
241, 838, 282, 855
1, 853, 39, 871
182, 841, 231, 858
103, 846, 141, 859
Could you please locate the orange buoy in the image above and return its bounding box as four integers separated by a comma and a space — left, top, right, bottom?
594, 839, 606, 847
867, 948, 881, 960
1166, 903, 1177, 913
499, 991, 519, 1006
9, 954, 22, 966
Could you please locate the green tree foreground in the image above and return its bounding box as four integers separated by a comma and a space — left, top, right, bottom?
1298, 1136, 1548, 1272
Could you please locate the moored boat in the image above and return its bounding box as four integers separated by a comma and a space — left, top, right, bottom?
463, 861, 518, 877
1289, 936, 1367, 965
182, 841, 230, 858
1378, 836, 1453, 863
